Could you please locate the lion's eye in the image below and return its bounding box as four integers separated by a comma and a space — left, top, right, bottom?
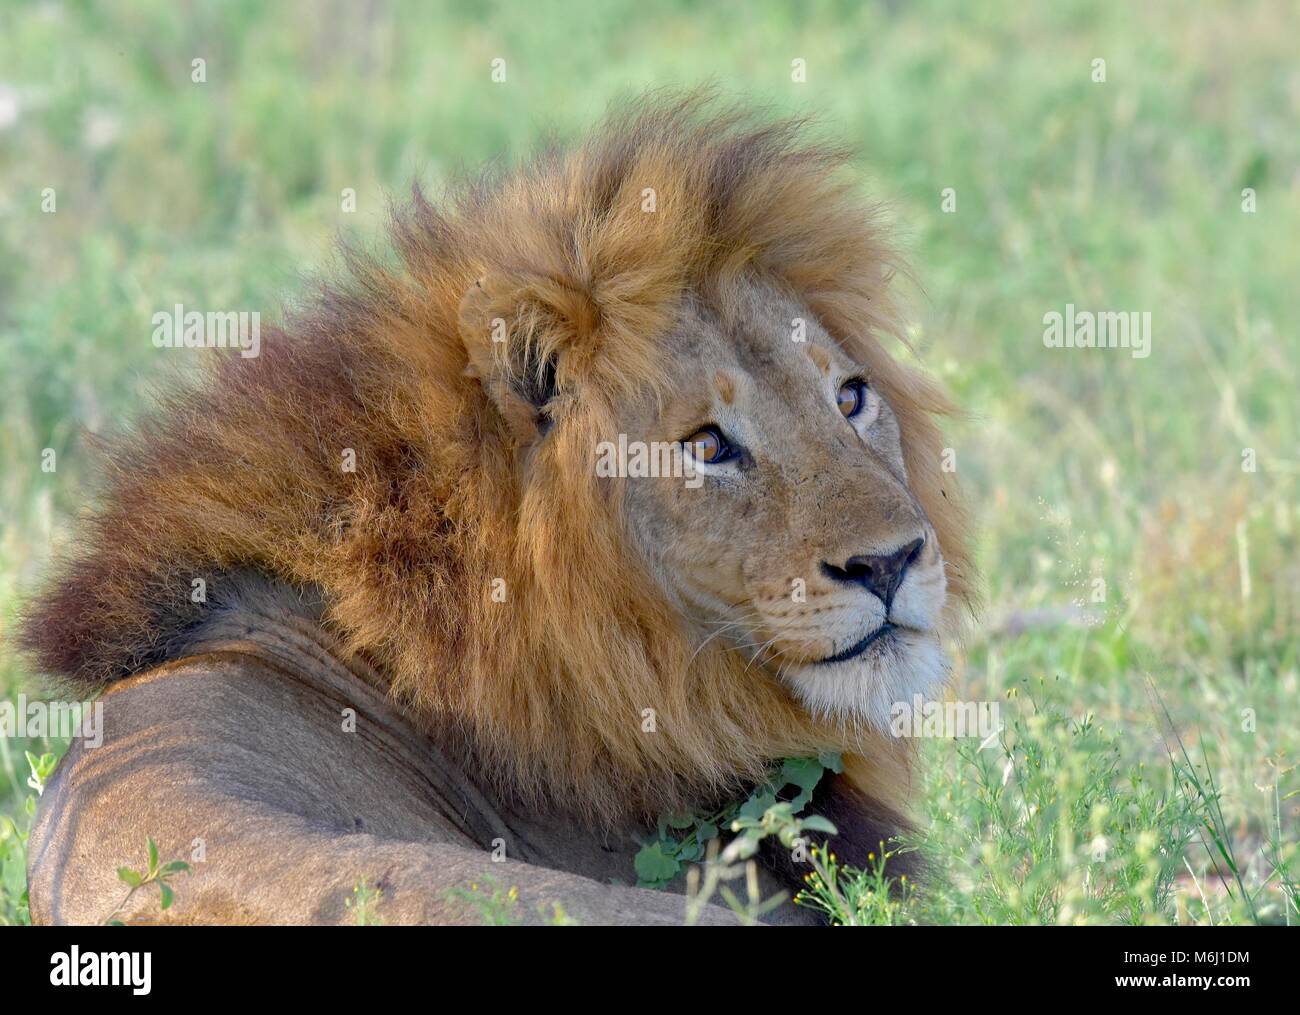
683, 426, 735, 464
838, 379, 868, 418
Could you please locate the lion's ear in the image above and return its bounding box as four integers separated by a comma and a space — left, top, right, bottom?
458, 274, 561, 444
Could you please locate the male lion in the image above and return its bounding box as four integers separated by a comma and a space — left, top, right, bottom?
21, 96, 972, 925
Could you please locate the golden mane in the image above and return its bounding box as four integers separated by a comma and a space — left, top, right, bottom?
22, 93, 972, 826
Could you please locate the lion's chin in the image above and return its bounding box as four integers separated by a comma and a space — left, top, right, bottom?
780, 627, 950, 732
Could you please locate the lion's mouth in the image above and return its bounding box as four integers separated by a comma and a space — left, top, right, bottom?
816, 622, 897, 665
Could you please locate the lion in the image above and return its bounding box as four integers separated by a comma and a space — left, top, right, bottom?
20, 94, 972, 925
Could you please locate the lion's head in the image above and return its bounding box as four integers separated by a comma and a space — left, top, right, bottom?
24, 94, 972, 826
605, 282, 953, 728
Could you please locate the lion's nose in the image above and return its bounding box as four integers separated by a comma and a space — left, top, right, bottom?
821, 537, 924, 608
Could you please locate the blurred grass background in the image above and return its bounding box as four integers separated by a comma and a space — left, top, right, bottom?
1, 0, 1297, 923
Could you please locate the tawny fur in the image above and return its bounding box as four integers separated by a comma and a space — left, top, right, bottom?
21, 93, 972, 829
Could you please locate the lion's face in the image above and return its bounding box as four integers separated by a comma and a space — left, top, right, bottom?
617, 281, 950, 729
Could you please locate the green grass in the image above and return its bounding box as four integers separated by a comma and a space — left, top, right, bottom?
1, 0, 1297, 925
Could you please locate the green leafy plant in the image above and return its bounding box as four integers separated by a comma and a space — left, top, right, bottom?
1262, 771, 1300, 925
444, 878, 580, 926
0, 752, 56, 926
636, 751, 843, 891
24, 751, 57, 795
794, 840, 919, 926
104, 837, 191, 925
637, 752, 854, 924
444, 877, 522, 926
917, 675, 1215, 925
0, 805, 32, 926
